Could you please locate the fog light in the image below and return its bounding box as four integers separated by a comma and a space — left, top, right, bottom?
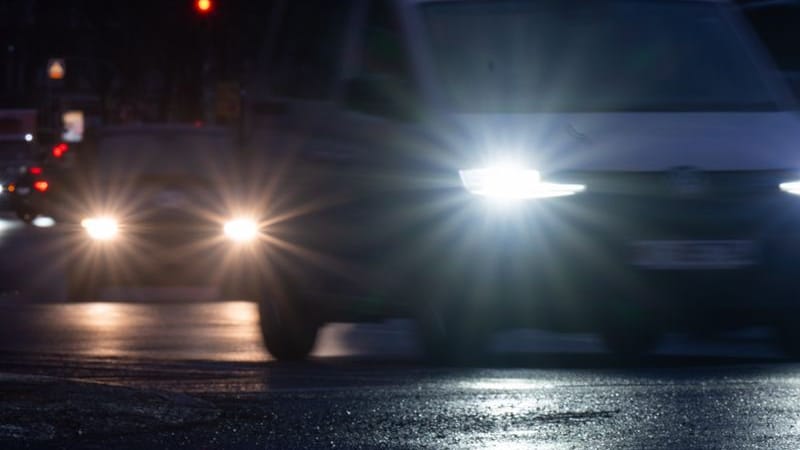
224, 218, 258, 242
81, 217, 118, 241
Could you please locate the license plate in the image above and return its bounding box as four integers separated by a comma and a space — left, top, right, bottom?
631, 240, 758, 270
16, 187, 30, 196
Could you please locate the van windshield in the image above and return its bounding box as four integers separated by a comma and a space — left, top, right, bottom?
422, 0, 780, 112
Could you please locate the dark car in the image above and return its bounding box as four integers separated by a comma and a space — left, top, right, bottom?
52, 125, 262, 301
0, 140, 35, 188
5, 137, 75, 222
6, 164, 52, 222
0, 110, 38, 200
241, 0, 800, 362
0, 137, 41, 218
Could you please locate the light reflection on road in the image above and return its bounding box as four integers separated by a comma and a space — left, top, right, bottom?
0, 301, 267, 361
68, 302, 418, 360
0, 297, 785, 363
0, 211, 784, 365
0, 299, 418, 362
0, 215, 24, 241
461, 378, 557, 391
84, 302, 128, 331
31, 216, 56, 228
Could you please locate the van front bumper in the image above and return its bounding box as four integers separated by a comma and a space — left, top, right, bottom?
402, 189, 800, 331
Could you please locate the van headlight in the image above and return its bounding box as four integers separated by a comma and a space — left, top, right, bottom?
780, 181, 800, 196
81, 217, 119, 241
223, 218, 259, 242
459, 165, 585, 200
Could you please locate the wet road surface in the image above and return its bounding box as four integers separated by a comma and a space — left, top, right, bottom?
1, 216, 800, 448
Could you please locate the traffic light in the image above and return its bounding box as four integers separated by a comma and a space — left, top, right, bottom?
195, 0, 213, 14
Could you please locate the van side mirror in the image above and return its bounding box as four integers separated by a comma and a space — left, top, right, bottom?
343, 76, 420, 121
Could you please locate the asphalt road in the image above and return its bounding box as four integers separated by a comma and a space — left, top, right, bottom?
1, 215, 800, 449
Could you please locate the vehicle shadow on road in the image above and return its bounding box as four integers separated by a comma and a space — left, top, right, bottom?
317, 322, 786, 370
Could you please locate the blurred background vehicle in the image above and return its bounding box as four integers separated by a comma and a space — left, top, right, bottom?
6, 164, 51, 223
0, 109, 38, 211
4, 133, 77, 223
47, 124, 260, 301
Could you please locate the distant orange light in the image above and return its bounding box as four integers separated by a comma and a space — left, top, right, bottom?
7, 184, 15, 193
47, 59, 65, 80
33, 181, 49, 193
195, 0, 212, 13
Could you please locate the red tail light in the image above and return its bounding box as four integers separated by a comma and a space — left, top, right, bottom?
29, 166, 42, 175
52, 143, 69, 158
33, 180, 49, 193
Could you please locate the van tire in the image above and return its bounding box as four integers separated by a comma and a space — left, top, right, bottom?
258, 297, 319, 361
416, 302, 490, 365
775, 320, 800, 359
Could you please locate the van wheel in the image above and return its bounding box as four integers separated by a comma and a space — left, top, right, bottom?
774, 320, 800, 359
598, 297, 661, 357
416, 302, 490, 365
258, 298, 319, 361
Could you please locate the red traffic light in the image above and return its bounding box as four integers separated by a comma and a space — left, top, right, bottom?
195, 0, 213, 14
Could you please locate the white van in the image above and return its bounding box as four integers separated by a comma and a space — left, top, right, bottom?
244, 0, 800, 361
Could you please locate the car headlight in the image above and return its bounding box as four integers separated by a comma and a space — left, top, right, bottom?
780, 181, 800, 196
81, 217, 119, 241
459, 165, 586, 199
223, 218, 259, 242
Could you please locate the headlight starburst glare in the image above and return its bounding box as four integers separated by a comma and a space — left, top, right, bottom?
223, 218, 259, 242
459, 164, 585, 200
81, 217, 119, 241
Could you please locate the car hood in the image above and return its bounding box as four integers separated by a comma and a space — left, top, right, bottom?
440, 112, 800, 173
